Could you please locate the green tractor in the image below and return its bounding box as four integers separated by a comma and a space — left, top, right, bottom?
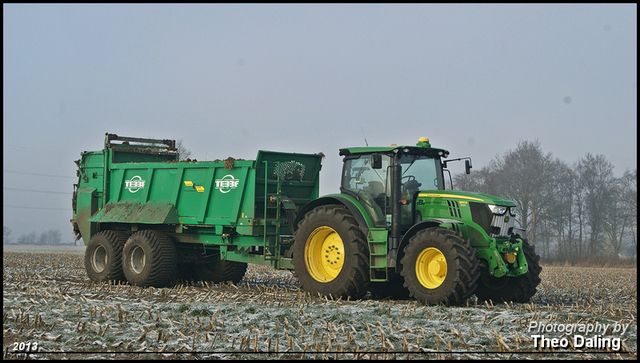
291, 137, 541, 305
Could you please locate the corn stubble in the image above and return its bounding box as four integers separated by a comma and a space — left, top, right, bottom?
3, 252, 637, 360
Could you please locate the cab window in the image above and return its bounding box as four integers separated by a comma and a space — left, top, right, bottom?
342, 155, 391, 227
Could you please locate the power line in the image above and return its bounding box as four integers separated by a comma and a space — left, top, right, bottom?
3, 170, 76, 179
3, 205, 70, 211
4, 144, 69, 156
4, 187, 72, 195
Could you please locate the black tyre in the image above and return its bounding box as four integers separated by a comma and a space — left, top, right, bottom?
292, 205, 369, 299
368, 273, 411, 300
85, 230, 129, 283
475, 238, 542, 303
176, 263, 198, 282
400, 227, 479, 305
122, 230, 177, 287
193, 255, 248, 284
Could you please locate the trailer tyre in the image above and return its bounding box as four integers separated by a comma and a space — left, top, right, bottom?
292, 205, 369, 299
85, 230, 129, 283
475, 238, 542, 303
195, 256, 248, 285
401, 227, 479, 305
122, 230, 177, 287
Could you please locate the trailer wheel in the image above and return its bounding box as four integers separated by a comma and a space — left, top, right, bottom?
475, 238, 542, 303
194, 256, 247, 284
400, 227, 479, 305
292, 205, 369, 299
85, 230, 129, 283
122, 230, 177, 287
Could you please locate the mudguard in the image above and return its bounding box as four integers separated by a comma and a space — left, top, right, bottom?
88, 200, 179, 224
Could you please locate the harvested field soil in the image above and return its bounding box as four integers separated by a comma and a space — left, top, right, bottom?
3, 250, 637, 360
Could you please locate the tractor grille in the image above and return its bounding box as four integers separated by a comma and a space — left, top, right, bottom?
469, 202, 516, 238
490, 213, 516, 238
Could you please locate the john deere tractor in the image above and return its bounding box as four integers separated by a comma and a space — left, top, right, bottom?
291, 137, 541, 305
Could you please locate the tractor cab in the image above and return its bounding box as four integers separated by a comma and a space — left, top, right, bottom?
339, 137, 449, 233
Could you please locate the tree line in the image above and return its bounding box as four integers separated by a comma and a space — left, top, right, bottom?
453, 140, 637, 263
3, 227, 67, 246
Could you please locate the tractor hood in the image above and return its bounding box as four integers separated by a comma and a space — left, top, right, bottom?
417, 190, 516, 207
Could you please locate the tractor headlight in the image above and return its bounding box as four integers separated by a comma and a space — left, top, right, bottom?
509, 207, 517, 216
488, 204, 508, 215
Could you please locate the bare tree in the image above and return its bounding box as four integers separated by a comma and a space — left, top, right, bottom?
452, 141, 634, 263
618, 168, 637, 258
489, 140, 567, 250
3, 226, 12, 245
452, 164, 499, 195
554, 168, 581, 260
540, 162, 575, 260
575, 153, 618, 256
37, 229, 62, 245
17, 231, 37, 245
176, 140, 192, 161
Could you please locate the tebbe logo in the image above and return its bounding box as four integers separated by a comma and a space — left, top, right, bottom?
215, 175, 240, 193
125, 176, 145, 193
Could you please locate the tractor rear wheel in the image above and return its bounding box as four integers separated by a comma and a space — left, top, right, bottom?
400, 227, 479, 305
122, 230, 177, 287
475, 238, 542, 303
85, 230, 129, 283
292, 205, 369, 299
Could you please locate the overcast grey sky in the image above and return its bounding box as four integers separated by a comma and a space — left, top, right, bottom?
3, 4, 637, 244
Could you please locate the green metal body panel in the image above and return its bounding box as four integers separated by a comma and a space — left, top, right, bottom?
320, 193, 378, 229
88, 200, 179, 224
413, 190, 526, 278
72, 134, 322, 270
74, 188, 98, 242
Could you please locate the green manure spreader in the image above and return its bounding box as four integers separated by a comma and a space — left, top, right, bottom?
72, 133, 541, 305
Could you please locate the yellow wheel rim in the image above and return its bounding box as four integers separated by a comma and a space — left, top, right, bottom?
416, 247, 447, 289
305, 226, 344, 282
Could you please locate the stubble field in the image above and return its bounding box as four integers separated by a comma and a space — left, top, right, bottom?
2, 247, 637, 360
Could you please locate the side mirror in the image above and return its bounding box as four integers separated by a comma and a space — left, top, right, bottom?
465, 160, 472, 174
371, 154, 382, 169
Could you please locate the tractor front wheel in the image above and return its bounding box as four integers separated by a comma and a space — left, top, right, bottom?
292, 205, 369, 299
400, 227, 479, 305
475, 238, 542, 303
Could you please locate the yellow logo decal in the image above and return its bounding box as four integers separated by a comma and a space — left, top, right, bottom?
184, 181, 204, 192
418, 193, 484, 202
